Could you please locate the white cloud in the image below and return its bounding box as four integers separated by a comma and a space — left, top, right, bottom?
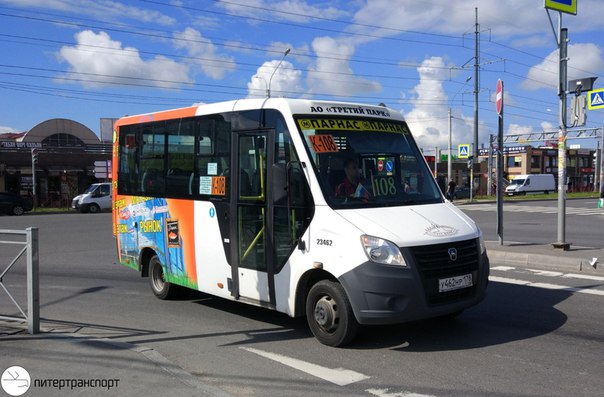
247, 60, 303, 98
173, 28, 236, 80
524, 43, 604, 90
507, 123, 537, 135
58, 30, 191, 89
1, 0, 175, 25
541, 121, 555, 131
266, 42, 310, 65
0, 126, 19, 134
351, 0, 604, 41
404, 57, 474, 150
306, 36, 381, 96
216, 0, 346, 23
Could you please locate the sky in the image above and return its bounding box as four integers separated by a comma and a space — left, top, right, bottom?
1, 0, 604, 153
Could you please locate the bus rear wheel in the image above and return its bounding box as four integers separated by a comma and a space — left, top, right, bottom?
149, 255, 179, 300
306, 280, 358, 347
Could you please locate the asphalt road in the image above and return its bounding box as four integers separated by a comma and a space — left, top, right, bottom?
459, 198, 604, 247
1, 211, 603, 397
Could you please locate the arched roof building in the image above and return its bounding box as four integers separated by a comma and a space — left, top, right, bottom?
21, 118, 100, 146
0, 118, 111, 206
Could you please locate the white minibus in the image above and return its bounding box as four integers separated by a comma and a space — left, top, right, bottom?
112, 98, 489, 346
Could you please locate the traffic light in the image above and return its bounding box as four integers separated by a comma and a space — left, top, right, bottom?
31, 148, 38, 163
466, 156, 474, 169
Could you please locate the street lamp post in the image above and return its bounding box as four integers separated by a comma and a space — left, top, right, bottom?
267, 48, 290, 98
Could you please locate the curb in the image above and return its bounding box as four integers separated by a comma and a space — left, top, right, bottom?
487, 248, 601, 274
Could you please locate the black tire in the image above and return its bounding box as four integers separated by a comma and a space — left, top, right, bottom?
149, 255, 180, 300
12, 205, 24, 216
88, 203, 100, 213
306, 280, 358, 347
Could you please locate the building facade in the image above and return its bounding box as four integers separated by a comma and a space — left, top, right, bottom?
0, 118, 111, 207
478, 145, 599, 193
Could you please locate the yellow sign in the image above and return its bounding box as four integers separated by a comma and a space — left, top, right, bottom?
544, 0, 577, 15
298, 119, 409, 134
587, 88, 604, 110
458, 144, 470, 159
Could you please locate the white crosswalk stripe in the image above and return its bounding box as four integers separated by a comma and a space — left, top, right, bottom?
490, 266, 604, 296
462, 203, 604, 216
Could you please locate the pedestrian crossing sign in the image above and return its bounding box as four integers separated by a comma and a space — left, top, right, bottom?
588, 88, 604, 110
458, 144, 470, 159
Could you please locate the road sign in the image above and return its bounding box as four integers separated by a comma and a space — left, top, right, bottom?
587, 88, 604, 110
458, 144, 470, 159
544, 0, 576, 15
496, 79, 503, 115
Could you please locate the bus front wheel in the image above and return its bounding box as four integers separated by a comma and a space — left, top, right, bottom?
306, 280, 358, 347
149, 255, 179, 300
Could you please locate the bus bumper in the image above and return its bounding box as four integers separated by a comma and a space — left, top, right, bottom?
338, 251, 489, 325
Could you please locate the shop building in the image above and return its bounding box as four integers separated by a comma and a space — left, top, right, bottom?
0, 118, 111, 207
477, 145, 599, 193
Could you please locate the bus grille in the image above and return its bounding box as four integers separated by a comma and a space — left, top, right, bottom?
409, 239, 480, 305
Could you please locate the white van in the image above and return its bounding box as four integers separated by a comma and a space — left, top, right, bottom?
506, 174, 555, 196
72, 183, 112, 213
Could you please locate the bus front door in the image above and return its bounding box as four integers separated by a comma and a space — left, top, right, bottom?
230, 131, 276, 307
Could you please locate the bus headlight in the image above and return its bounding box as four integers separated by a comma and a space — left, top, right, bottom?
478, 230, 487, 255
361, 235, 407, 267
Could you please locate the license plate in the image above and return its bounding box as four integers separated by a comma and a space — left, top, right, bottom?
439, 274, 473, 292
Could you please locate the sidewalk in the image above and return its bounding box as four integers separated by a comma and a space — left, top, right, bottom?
0, 320, 233, 397
486, 240, 603, 274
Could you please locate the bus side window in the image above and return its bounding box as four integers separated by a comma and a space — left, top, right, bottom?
166, 119, 195, 198
117, 127, 139, 195
196, 117, 231, 200
140, 125, 166, 196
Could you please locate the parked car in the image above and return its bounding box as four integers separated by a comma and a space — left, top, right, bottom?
0, 192, 33, 216
71, 183, 112, 213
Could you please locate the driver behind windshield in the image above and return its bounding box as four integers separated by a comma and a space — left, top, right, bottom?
335, 158, 370, 200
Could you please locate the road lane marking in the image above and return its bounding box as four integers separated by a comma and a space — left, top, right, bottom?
491, 266, 604, 281
561, 273, 604, 281
490, 276, 604, 296
491, 266, 516, 271
240, 347, 370, 386
366, 388, 437, 397
463, 204, 604, 216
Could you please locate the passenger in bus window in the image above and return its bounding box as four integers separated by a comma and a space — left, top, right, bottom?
335, 158, 370, 200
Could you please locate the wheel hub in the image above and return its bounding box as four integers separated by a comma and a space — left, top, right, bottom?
314, 296, 338, 332
151, 264, 165, 291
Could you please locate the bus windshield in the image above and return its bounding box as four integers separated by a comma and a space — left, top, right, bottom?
296, 116, 443, 209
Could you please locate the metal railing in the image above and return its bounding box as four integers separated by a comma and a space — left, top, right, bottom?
0, 227, 39, 334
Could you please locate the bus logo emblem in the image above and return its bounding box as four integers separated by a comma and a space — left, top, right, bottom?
448, 248, 458, 261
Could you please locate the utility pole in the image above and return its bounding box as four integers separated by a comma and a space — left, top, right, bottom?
600, 126, 604, 194
448, 108, 452, 183
555, 25, 569, 250
31, 148, 38, 208
545, 0, 577, 250
474, 7, 480, 161
470, 7, 480, 199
